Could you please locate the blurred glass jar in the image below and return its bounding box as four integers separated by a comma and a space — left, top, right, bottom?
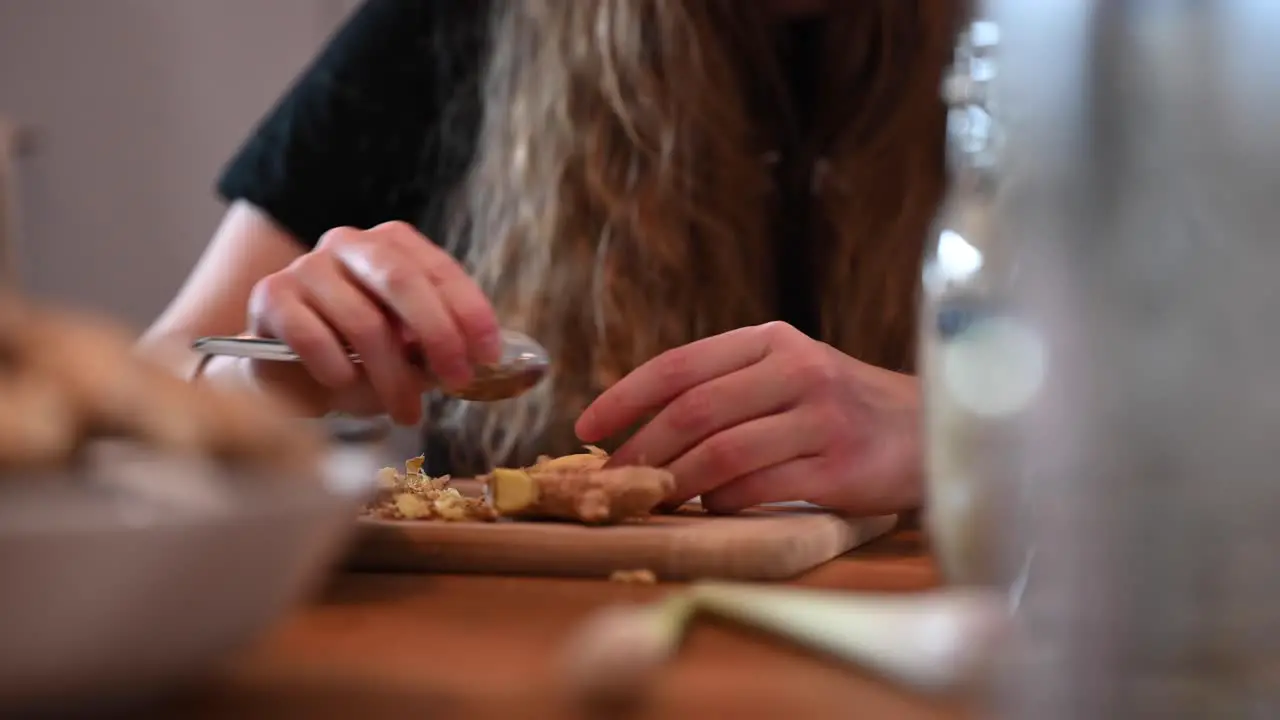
919, 20, 1037, 592
924, 3, 1280, 717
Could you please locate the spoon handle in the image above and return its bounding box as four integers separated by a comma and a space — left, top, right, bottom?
194, 335, 368, 364
191, 330, 550, 402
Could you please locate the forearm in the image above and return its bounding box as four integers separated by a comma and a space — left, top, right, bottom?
200, 355, 333, 418
135, 331, 219, 380
135, 200, 316, 406
135, 331, 258, 393
137, 201, 304, 378
192, 353, 254, 391
134, 332, 260, 398
137, 333, 331, 419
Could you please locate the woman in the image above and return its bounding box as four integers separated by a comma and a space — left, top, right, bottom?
139, 0, 962, 515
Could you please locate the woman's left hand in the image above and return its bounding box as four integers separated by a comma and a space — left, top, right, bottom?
574, 322, 923, 515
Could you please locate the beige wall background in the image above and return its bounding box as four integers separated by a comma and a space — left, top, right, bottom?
0, 0, 425, 455
0, 0, 359, 328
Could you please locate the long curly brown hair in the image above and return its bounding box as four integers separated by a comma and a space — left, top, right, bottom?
442, 0, 963, 469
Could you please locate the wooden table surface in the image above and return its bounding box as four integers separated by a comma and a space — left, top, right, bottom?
174, 525, 972, 719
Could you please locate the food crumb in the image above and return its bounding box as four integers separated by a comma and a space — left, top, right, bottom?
609, 569, 657, 585
363, 456, 497, 522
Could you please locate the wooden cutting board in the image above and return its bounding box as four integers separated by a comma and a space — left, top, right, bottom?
346, 490, 898, 581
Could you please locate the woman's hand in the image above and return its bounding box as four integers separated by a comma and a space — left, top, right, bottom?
574, 322, 922, 515
244, 221, 501, 425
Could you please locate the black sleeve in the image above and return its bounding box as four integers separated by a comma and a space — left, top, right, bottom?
216, 0, 485, 249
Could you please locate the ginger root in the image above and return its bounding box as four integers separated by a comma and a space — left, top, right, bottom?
531, 445, 610, 472
610, 569, 658, 585
0, 295, 321, 473
485, 447, 674, 524
368, 445, 672, 526
364, 455, 497, 522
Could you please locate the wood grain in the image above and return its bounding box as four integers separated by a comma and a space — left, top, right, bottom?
347, 505, 898, 581
179, 528, 968, 720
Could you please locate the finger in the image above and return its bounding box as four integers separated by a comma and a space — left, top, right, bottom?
607, 357, 797, 469
398, 283, 475, 391
329, 240, 473, 390
576, 325, 771, 443
698, 456, 833, 515
328, 378, 391, 417
300, 258, 425, 425
249, 278, 356, 389
415, 241, 503, 365
701, 450, 915, 516
661, 408, 828, 508
370, 222, 502, 365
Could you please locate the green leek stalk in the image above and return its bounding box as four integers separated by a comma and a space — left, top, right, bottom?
688, 583, 1006, 694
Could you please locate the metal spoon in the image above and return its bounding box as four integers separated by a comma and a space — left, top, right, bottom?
191, 329, 549, 402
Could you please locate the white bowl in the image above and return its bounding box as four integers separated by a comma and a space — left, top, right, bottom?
0, 444, 379, 715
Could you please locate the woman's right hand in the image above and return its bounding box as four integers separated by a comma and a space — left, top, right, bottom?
243, 221, 501, 425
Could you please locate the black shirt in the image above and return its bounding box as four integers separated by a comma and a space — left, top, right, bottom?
217, 0, 828, 338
